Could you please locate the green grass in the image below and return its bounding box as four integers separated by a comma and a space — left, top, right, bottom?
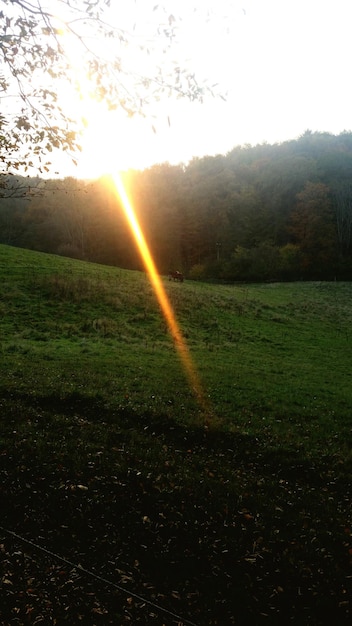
1, 244, 351, 456
1, 243, 352, 624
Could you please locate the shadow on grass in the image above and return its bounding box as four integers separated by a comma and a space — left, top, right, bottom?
1, 390, 351, 625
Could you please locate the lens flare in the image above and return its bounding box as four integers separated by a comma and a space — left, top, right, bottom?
60, 27, 207, 411
110, 172, 207, 407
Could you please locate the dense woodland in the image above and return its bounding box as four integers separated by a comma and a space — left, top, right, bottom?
2, 130, 352, 281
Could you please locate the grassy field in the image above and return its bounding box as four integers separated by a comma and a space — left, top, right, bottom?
1, 243, 352, 625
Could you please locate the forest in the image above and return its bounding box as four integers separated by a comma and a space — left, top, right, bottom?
2, 129, 352, 282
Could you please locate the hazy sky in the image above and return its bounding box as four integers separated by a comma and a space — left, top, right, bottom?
61, 0, 352, 177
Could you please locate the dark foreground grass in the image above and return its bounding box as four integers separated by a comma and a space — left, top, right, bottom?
1, 244, 352, 625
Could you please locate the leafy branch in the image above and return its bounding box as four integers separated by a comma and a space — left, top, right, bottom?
0, 0, 215, 180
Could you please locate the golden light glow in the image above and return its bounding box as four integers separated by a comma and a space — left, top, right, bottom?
60, 27, 207, 410
110, 171, 207, 407
57, 25, 169, 177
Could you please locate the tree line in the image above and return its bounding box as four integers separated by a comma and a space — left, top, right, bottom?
2, 130, 352, 281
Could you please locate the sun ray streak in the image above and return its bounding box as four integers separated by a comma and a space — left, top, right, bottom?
60, 25, 208, 413
110, 172, 207, 409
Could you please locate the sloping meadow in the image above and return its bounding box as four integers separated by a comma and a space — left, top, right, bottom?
1, 244, 352, 624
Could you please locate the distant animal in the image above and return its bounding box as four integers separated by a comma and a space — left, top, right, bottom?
168, 270, 184, 282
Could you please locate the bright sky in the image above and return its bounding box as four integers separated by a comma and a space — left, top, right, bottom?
58, 0, 352, 178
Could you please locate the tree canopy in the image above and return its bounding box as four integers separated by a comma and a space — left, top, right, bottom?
4, 131, 352, 281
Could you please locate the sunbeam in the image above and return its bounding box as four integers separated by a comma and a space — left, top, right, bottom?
110, 172, 208, 411
59, 27, 208, 413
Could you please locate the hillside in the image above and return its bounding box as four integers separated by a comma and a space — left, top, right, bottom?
1, 244, 352, 624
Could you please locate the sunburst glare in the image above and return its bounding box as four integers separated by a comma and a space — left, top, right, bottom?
110, 171, 208, 412
59, 25, 208, 412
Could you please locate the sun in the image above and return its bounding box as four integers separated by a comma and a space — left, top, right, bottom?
75, 106, 126, 179
74, 108, 156, 178
55, 27, 160, 178
57, 32, 200, 179
56, 10, 219, 180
